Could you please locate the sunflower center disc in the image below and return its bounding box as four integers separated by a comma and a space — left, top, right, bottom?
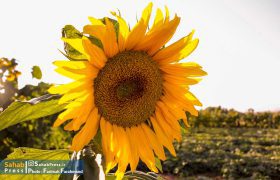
94, 51, 163, 127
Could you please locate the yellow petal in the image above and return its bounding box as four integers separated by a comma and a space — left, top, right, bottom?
106, 121, 115, 153
72, 96, 95, 130
58, 89, 91, 104
125, 2, 153, 50
160, 63, 207, 77
182, 118, 191, 128
100, 118, 108, 152
163, 91, 198, 116
158, 39, 199, 65
82, 37, 107, 69
64, 120, 74, 131
185, 91, 203, 106
115, 171, 124, 180
53, 108, 78, 127
157, 101, 181, 133
150, 116, 176, 156
53, 60, 91, 69
71, 108, 100, 151
53, 94, 91, 128
48, 79, 93, 95
163, 74, 201, 85
160, 97, 186, 120
141, 123, 166, 160
150, 8, 164, 32
83, 25, 106, 40
115, 127, 131, 177
131, 126, 158, 173
100, 118, 117, 172
61, 38, 86, 55
164, 6, 170, 23
135, 15, 181, 55
126, 128, 139, 171
103, 18, 119, 57
54, 63, 98, 80
111, 12, 129, 52
153, 30, 195, 61
88, 16, 104, 26
155, 106, 181, 141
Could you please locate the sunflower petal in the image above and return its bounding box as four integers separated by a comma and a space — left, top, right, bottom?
103, 18, 119, 57
83, 25, 106, 40
131, 126, 158, 173
88, 16, 104, 26
160, 63, 207, 77
157, 101, 181, 132
155, 106, 181, 141
71, 108, 100, 151
141, 123, 166, 160
59, 89, 91, 104
135, 15, 181, 55
126, 128, 139, 171
54, 64, 98, 80
100, 118, 117, 173
48, 79, 92, 94
153, 30, 195, 61
53, 108, 78, 127
61, 38, 86, 55
82, 37, 107, 69
150, 116, 176, 156
72, 96, 95, 130
115, 127, 131, 178
111, 12, 129, 52
125, 2, 153, 50
151, 8, 164, 32
158, 39, 199, 65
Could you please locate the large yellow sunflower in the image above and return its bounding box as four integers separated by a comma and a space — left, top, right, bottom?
49, 2, 206, 179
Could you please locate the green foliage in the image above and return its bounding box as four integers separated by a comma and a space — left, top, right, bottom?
5, 147, 70, 159
61, 25, 86, 60
0, 98, 66, 131
0, 58, 72, 160
18, 82, 53, 99
189, 106, 280, 128
0, 147, 70, 180
31, 65, 42, 79
163, 128, 280, 179
155, 157, 163, 173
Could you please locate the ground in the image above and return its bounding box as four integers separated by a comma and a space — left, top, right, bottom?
162, 128, 280, 180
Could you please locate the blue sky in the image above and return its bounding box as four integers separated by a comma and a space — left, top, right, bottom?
0, 0, 279, 111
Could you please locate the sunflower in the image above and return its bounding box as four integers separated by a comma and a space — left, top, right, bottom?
49, 2, 206, 179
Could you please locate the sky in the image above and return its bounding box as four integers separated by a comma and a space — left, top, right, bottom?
0, 0, 279, 112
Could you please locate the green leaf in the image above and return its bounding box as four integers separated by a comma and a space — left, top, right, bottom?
0, 147, 70, 180
155, 157, 163, 173
6, 147, 70, 160
61, 25, 87, 60
0, 97, 65, 131
62, 25, 83, 39
31, 65, 42, 79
